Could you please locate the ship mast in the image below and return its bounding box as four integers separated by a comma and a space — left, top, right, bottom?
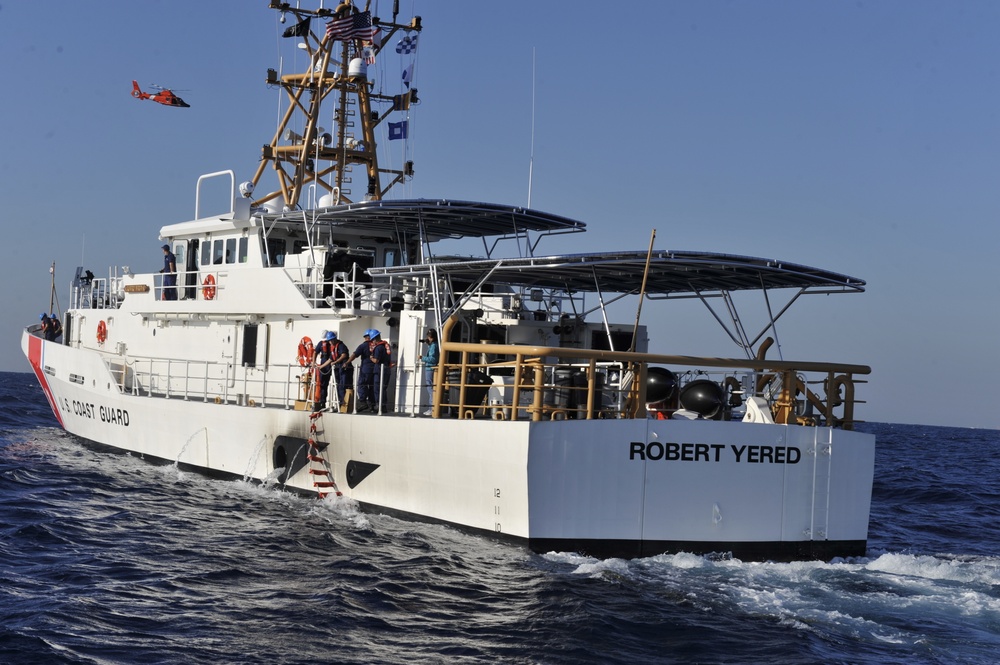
252, 1, 421, 210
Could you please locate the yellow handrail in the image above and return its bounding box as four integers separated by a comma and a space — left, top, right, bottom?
436, 316, 869, 428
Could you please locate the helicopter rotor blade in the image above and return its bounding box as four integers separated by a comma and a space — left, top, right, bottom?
150, 83, 190, 92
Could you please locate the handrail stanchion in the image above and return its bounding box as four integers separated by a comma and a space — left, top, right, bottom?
458, 351, 469, 419
284, 364, 291, 409
841, 374, 856, 430
511, 354, 523, 421
824, 371, 836, 428
531, 361, 544, 422
586, 358, 596, 420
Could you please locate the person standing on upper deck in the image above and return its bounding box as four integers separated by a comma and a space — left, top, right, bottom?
160, 244, 177, 301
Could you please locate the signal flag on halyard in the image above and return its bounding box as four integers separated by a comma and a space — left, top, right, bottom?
282, 17, 311, 38
388, 121, 408, 140
326, 10, 377, 41
396, 34, 418, 54
392, 90, 416, 111
402, 64, 413, 88
362, 46, 376, 65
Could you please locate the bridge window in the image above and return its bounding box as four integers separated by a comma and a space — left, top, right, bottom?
266, 238, 286, 267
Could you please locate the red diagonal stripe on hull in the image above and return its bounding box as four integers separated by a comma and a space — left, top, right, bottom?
27, 335, 64, 427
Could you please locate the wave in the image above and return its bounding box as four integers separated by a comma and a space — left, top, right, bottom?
544, 549, 1000, 663
0, 372, 58, 430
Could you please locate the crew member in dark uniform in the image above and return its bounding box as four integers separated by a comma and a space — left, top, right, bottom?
48, 313, 62, 342
161, 244, 177, 301
348, 330, 374, 412
329, 331, 352, 409
370, 329, 392, 414
314, 331, 335, 410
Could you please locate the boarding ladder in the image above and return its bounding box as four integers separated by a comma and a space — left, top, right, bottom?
307, 411, 342, 499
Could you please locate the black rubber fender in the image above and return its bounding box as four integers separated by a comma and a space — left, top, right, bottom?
272, 436, 311, 484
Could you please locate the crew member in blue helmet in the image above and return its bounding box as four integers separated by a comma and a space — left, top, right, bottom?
39, 313, 52, 340
314, 331, 336, 410
48, 313, 62, 342
348, 330, 374, 412
369, 330, 392, 414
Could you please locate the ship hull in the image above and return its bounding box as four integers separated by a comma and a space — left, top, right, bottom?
24, 331, 874, 561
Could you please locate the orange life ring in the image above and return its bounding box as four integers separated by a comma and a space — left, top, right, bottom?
96, 320, 108, 344
297, 336, 314, 366
202, 274, 217, 300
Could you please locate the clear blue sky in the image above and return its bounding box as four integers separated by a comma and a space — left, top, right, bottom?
2, 1, 998, 429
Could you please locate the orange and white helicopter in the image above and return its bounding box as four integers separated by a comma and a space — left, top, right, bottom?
131, 81, 190, 108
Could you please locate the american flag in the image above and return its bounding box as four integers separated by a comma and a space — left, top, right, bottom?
326, 10, 377, 42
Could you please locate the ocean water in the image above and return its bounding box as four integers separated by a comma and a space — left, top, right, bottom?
2, 370, 998, 665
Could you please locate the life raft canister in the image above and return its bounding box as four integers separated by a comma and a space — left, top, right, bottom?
202, 274, 217, 300
96, 320, 108, 344
297, 336, 314, 366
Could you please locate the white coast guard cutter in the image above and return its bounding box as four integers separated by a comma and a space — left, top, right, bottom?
22, 1, 874, 561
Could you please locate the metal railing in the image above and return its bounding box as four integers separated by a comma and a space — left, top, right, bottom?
434, 338, 869, 429
285, 263, 393, 311
106, 356, 316, 410
97, 336, 868, 429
